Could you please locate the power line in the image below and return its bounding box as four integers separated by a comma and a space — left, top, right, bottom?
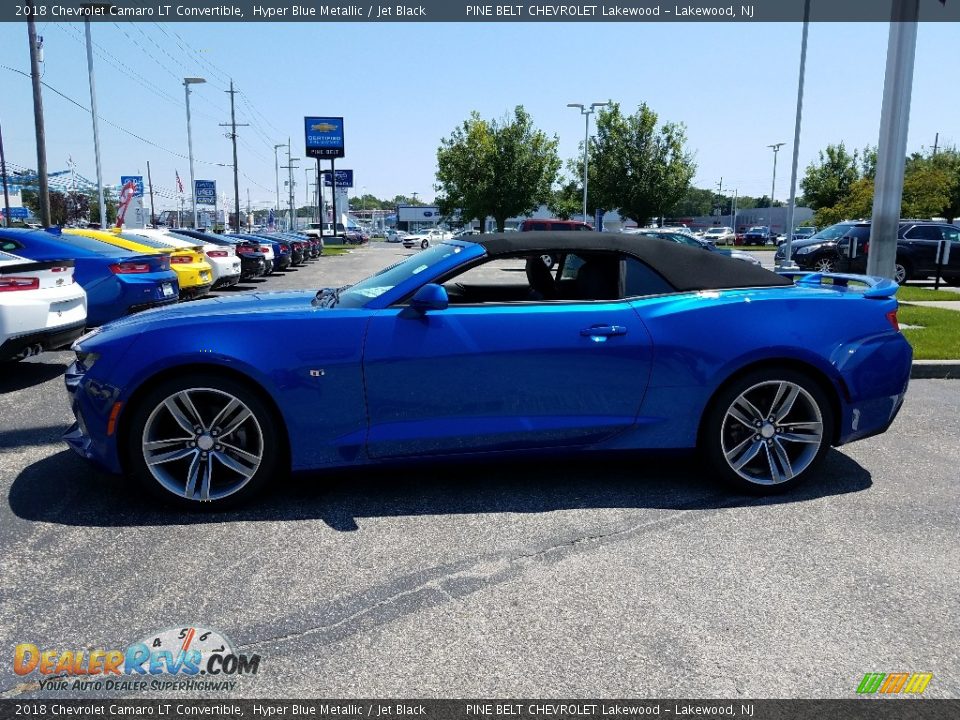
1, 64, 231, 168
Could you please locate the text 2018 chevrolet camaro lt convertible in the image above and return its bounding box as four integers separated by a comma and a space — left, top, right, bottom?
64, 232, 912, 509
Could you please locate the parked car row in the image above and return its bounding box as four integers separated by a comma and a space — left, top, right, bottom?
775, 220, 960, 285
0, 225, 327, 362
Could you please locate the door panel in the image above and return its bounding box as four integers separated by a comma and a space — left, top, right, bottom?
362, 302, 653, 458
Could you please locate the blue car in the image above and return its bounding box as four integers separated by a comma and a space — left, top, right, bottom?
0, 228, 179, 327
63, 232, 911, 509
233, 233, 292, 271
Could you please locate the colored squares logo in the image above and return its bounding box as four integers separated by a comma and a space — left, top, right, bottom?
857, 672, 933, 694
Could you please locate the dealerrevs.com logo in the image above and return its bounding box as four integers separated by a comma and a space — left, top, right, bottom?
14, 626, 260, 692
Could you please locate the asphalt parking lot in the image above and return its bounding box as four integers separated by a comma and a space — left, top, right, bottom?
1, 242, 958, 699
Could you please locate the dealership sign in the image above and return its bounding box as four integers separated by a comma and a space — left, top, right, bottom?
194, 180, 216, 205
397, 205, 441, 223
305, 116, 345, 159
120, 176, 144, 198
322, 169, 353, 188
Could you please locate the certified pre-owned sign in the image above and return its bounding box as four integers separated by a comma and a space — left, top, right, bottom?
305, 116, 345, 158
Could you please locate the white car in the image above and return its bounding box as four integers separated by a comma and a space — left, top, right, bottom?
124, 228, 241, 289
0, 252, 87, 361
702, 226, 736, 245
403, 228, 453, 249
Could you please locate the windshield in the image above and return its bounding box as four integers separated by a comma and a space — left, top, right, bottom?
808, 222, 855, 241
333, 243, 464, 308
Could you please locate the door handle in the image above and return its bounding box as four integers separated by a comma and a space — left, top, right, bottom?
580, 324, 627, 338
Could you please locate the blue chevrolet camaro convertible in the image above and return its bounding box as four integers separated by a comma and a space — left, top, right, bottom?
63, 232, 912, 509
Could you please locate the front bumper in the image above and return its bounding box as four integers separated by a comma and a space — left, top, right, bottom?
63, 359, 124, 474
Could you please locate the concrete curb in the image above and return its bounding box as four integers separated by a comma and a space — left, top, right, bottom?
911, 360, 960, 379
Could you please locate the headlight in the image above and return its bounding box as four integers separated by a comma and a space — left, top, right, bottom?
796, 245, 820, 255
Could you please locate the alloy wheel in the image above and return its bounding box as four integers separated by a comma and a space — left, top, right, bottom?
141, 388, 264, 502
720, 380, 824, 486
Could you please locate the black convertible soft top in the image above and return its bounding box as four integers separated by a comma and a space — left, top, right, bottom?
466, 231, 792, 291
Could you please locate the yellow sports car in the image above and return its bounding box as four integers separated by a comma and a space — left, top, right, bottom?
64, 228, 213, 299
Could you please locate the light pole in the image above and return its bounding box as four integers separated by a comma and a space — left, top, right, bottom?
183, 76, 206, 228
767, 142, 785, 236
568, 101, 608, 223
780, 0, 810, 270
82, 8, 106, 228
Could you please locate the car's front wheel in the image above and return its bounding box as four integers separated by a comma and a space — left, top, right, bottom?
703, 368, 834, 494
813, 257, 835, 273
124, 373, 281, 509
894, 260, 911, 284
421, 239, 430, 249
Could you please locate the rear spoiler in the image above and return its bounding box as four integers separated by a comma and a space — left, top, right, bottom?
0, 258, 75, 275
777, 271, 899, 299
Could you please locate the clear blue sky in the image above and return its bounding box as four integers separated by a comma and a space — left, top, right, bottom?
0, 20, 955, 213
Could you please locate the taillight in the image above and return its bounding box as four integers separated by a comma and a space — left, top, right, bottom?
259, 246, 270, 253
280, 244, 289, 252
0, 276, 40, 291
207, 250, 228, 258
109, 262, 151, 274
50, 266, 69, 272
171, 256, 192, 264
236, 245, 253, 255
886, 310, 900, 332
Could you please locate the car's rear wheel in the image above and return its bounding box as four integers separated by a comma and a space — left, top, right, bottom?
813, 257, 835, 273
125, 374, 280, 510
421, 239, 430, 249
703, 368, 834, 494
894, 260, 911, 284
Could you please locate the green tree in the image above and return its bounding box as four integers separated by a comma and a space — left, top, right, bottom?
800, 143, 862, 211
436, 106, 560, 232
673, 187, 715, 217
88, 187, 117, 227
588, 102, 696, 225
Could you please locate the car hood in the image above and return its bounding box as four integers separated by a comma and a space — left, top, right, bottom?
98, 290, 319, 333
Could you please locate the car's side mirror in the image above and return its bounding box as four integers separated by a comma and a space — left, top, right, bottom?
408, 283, 448, 313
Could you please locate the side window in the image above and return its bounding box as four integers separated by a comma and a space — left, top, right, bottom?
623, 257, 674, 297
574, 224, 591, 231
560, 253, 586, 280
530, 222, 548, 231
939, 226, 959, 242
551, 223, 572, 231
904, 225, 942, 240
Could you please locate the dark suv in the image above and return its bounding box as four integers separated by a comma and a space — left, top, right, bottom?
832, 221, 960, 284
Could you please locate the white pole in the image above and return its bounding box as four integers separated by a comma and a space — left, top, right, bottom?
867, 0, 919, 280
84, 18, 106, 228
781, 0, 810, 270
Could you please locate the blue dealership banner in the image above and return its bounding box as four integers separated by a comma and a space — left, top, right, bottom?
305, 116, 345, 159
194, 180, 216, 205
322, 169, 353, 188
119, 175, 144, 197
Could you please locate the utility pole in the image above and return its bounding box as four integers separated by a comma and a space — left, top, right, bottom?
932, 132, 939, 157
0, 119, 11, 227
221, 80, 248, 233
246, 187, 251, 231
146, 160, 156, 226
715, 178, 723, 218
781, 0, 811, 270
282, 138, 299, 231
273, 143, 284, 229
26, 5, 50, 227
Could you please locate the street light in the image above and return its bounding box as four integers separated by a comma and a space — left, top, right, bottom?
767, 142, 785, 238
183, 76, 206, 228
273, 143, 284, 229
568, 101, 608, 224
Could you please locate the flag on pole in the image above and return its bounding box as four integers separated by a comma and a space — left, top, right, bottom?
176, 170, 184, 193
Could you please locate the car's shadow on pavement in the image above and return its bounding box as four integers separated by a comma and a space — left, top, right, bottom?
0, 361, 68, 393
8, 445, 872, 531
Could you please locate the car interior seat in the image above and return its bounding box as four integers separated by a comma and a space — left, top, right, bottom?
525, 256, 558, 300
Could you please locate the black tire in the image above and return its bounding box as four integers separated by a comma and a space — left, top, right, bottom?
421, 239, 430, 249
943, 275, 960, 287
123, 372, 282, 510
894, 259, 912, 284
702, 367, 835, 495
